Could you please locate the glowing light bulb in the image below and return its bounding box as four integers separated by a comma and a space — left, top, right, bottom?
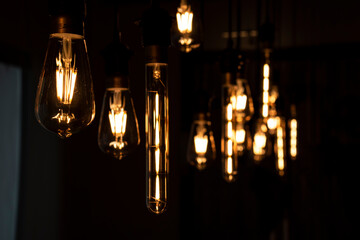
35, 33, 95, 138
262, 63, 270, 118
176, 0, 200, 52
146, 63, 169, 214
289, 104, 298, 160
222, 78, 237, 182
187, 113, 216, 170
98, 85, 140, 160
275, 117, 286, 176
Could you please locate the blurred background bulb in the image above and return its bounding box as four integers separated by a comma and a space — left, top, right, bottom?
176, 0, 201, 52
275, 117, 286, 176
98, 77, 140, 160
187, 113, 216, 170
289, 104, 298, 160
35, 34, 95, 138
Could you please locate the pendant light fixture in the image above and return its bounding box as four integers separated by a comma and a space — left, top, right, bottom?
98, 7, 140, 160
35, 0, 95, 138
140, 1, 172, 214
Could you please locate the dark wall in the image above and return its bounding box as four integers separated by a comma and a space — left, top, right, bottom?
0, 0, 358, 240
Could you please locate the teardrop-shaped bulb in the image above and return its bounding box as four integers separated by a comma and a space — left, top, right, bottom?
35, 33, 95, 138
186, 113, 216, 170
98, 87, 140, 160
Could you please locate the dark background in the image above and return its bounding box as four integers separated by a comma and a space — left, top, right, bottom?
0, 0, 359, 239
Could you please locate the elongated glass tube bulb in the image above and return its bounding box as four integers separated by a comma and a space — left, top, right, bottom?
98, 80, 140, 160
35, 33, 95, 138
146, 63, 169, 214
275, 117, 286, 176
221, 74, 237, 182
289, 104, 298, 160
187, 113, 216, 170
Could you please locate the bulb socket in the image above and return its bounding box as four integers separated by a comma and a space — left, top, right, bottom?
145, 45, 168, 63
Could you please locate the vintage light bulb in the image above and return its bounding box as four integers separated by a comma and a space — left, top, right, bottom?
141, 4, 171, 214
289, 104, 297, 160
221, 73, 237, 182
187, 113, 216, 170
262, 62, 270, 118
275, 117, 286, 176
145, 63, 169, 214
252, 118, 269, 162
98, 77, 140, 160
35, 10, 95, 138
176, 0, 200, 52
267, 86, 279, 134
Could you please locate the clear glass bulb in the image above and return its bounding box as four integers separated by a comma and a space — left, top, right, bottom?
35, 33, 95, 138
146, 63, 169, 214
221, 77, 238, 183
187, 113, 216, 170
98, 87, 140, 160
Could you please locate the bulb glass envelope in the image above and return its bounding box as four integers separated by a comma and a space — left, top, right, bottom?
35, 33, 95, 138
98, 87, 140, 160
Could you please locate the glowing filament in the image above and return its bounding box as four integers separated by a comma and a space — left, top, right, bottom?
53, 37, 77, 124
290, 119, 297, 158
277, 126, 285, 175
262, 63, 270, 118
155, 175, 160, 201
194, 135, 208, 154
55, 38, 77, 105
236, 128, 246, 144
226, 157, 233, 174
108, 92, 127, 149
176, 8, 193, 34
154, 93, 160, 173
227, 139, 233, 156
236, 95, 247, 110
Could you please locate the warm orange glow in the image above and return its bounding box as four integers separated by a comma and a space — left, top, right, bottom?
262, 63, 270, 118
108, 92, 128, 149
226, 157, 233, 174
155, 175, 160, 201
236, 128, 246, 144
290, 119, 297, 158
176, 9, 193, 34
276, 124, 285, 175
226, 103, 233, 120
154, 93, 160, 173
236, 94, 247, 110
53, 37, 77, 123
194, 135, 208, 154
263, 64, 270, 78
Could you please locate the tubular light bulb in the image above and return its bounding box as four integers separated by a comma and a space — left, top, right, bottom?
98, 86, 140, 160
187, 113, 216, 170
222, 80, 237, 182
275, 118, 286, 176
35, 33, 95, 138
253, 120, 268, 162
146, 63, 169, 214
289, 104, 298, 160
262, 63, 270, 118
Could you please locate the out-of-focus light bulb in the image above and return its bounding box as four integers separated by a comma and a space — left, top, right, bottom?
222, 76, 237, 182
253, 119, 268, 162
187, 113, 216, 170
275, 117, 286, 176
98, 79, 140, 160
176, 0, 200, 52
262, 62, 270, 118
289, 104, 297, 160
35, 32, 95, 138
